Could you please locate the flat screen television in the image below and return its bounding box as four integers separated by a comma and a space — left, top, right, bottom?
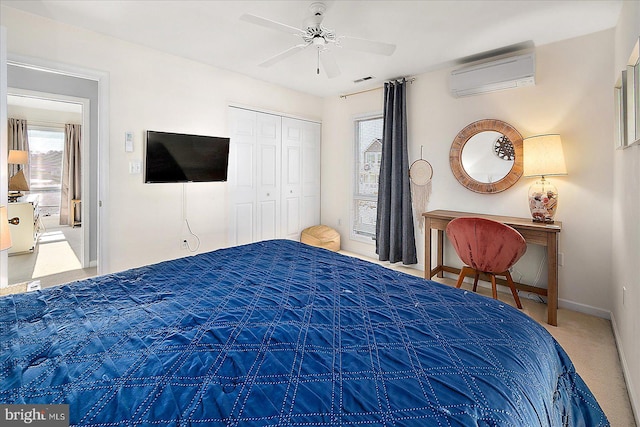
144, 130, 230, 183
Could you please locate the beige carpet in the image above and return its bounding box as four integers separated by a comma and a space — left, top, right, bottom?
342, 251, 637, 427
0, 281, 27, 296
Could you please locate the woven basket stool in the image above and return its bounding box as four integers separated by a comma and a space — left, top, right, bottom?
300, 225, 341, 252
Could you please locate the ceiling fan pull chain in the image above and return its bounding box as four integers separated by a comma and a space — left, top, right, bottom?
317, 49, 320, 75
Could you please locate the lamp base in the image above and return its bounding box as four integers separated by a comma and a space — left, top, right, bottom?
528, 177, 558, 223
8, 192, 23, 203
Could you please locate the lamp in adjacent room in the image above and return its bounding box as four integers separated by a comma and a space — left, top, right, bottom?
7, 149, 30, 202
1, 206, 13, 251
523, 134, 567, 223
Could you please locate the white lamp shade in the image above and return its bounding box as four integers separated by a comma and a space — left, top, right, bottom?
0, 206, 12, 251
8, 149, 29, 165
523, 134, 568, 177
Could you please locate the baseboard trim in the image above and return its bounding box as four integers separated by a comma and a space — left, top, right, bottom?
557, 297, 611, 319
610, 312, 640, 426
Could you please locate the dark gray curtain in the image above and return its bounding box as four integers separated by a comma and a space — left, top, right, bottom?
60, 124, 82, 226
376, 79, 417, 264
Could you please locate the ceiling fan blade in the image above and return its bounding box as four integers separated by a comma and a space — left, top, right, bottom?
320, 50, 341, 78
338, 36, 396, 56
260, 43, 310, 68
240, 14, 306, 36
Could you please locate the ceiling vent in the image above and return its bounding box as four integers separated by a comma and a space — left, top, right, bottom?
450, 53, 535, 97
354, 76, 374, 84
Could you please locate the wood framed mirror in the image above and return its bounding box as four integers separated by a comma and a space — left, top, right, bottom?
449, 119, 523, 193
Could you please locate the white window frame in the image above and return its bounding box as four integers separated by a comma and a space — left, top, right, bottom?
351, 112, 383, 244
26, 124, 66, 214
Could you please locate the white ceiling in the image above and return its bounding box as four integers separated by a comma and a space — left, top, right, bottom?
7, 95, 82, 114
2, 0, 624, 98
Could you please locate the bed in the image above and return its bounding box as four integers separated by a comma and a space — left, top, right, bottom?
0, 239, 608, 426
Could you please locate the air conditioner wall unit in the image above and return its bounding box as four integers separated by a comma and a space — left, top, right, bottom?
450, 53, 535, 97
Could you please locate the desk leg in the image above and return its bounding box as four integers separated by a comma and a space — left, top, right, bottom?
436, 230, 444, 278
547, 232, 558, 326
424, 217, 432, 279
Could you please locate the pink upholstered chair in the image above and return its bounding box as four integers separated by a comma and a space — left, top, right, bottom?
445, 217, 527, 308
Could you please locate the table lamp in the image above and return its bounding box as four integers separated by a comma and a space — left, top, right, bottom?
8, 149, 30, 202
523, 134, 567, 223
1, 206, 12, 251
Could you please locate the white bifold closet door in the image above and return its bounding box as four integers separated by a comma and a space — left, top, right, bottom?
228, 107, 320, 246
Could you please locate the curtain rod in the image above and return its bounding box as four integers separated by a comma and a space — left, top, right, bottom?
26, 120, 67, 128
13, 119, 79, 128
339, 77, 416, 99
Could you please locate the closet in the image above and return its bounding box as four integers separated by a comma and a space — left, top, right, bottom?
227, 106, 321, 246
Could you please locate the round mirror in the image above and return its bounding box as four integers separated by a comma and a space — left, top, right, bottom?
450, 119, 523, 193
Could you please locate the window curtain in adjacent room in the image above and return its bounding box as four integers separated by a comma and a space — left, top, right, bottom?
8, 118, 30, 179
60, 124, 82, 226
375, 79, 417, 265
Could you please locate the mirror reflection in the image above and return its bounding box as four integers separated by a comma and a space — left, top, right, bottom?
461, 131, 514, 183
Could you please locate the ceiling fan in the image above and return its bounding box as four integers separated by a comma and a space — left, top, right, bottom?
240, 2, 396, 78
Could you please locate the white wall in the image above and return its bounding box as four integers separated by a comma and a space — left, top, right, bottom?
323, 29, 615, 318
612, 1, 640, 421
0, 6, 323, 273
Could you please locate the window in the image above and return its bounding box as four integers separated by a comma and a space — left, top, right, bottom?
352, 115, 383, 240
28, 127, 65, 216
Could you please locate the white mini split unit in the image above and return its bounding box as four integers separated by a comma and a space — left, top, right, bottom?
450, 53, 536, 97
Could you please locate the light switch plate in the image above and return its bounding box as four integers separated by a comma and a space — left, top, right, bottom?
129, 160, 142, 174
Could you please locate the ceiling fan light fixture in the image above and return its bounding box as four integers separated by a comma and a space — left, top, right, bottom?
312, 36, 326, 46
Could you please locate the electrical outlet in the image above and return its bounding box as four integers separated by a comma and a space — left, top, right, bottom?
623, 286, 627, 306
181, 239, 188, 249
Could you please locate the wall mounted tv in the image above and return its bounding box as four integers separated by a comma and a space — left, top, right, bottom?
144, 130, 230, 183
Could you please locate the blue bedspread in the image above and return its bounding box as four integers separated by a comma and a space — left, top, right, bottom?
0, 240, 608, 426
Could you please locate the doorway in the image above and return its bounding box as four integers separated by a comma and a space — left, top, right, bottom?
1, 52, 110, 292
6, 90, 95, 289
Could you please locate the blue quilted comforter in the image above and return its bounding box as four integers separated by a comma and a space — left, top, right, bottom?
0, 240, 608, 426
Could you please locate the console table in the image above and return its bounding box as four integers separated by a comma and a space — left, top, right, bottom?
422, 209, 562, 326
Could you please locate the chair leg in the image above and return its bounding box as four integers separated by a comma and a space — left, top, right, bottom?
505, 270, 523, 309
472, 273, 480, 292
490, 274, 498, 300
455, 266, 473, 289
456, 267, 467, 288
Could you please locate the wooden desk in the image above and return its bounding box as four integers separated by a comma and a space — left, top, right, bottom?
423, 209, 562, 326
